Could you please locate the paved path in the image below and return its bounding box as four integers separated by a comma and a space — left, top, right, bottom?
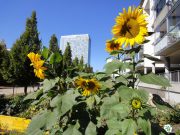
0, 86, 38, 95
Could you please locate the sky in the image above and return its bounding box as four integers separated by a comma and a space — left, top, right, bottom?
0, 0, 140, 71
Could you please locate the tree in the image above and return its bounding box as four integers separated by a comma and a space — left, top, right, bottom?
78, 56, 84, 71
10, 11, 41, 94
63, 43, 72, 68
49, 34, 59, 53
26, 11, 41, 52
73, 56, 79, 67
79, 56, 84, 66
0, 40, 10, 84
0, 40, 6, 65
84, 64, 93, 73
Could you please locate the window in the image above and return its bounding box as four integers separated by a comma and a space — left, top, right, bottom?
155, 20, 167, 43
168, 3, 180, 31
156, 0, 166, 17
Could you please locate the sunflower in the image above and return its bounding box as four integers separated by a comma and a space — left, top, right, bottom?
82, 79, 101, 96
33, 62, 47, 79
75, 78, 101, 96
106, 39, 121, 53
112, 6, 148, 47
27, 52, 41, 64
75, 77, 87, 89
27, 52, 47, 79
131, 98, 142, 109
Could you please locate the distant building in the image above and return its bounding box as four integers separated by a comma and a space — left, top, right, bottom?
60, 34, 90, 65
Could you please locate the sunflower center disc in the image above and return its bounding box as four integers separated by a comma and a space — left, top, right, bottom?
121, 19, 140, 39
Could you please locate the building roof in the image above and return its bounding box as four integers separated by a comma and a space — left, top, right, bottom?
60, 34, 89, 38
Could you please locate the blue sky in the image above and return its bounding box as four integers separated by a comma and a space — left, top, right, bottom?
0, 0, 140, 71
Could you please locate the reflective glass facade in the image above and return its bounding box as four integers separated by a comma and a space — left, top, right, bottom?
60, 34, 90, 64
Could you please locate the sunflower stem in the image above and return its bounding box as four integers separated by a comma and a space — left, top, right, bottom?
117, 53, 120, 60
132, 109, 135, 119
117, 53, 121, 77
131, 47, 136, 89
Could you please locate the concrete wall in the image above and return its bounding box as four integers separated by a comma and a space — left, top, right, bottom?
138, 82, 180, 105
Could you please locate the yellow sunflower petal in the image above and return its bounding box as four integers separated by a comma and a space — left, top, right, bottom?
105, 39, 121, 53
112, 6, 148, 48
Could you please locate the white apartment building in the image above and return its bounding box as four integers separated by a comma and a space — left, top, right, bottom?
140, 0, 180, 104
137, 0, 165, 75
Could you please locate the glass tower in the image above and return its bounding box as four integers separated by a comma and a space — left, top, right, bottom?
60, 34, 91, 65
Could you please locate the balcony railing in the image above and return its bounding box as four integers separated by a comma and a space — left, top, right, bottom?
154, 22, 180, 55
154, 5, 169, 29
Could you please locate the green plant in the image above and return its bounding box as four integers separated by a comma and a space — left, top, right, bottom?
176, 129, 180, 135
24, 6, 173, 135
0, 95, 32, 116
170, 110, 180, 124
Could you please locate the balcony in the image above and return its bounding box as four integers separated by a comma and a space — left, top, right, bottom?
154, 0, 180, 30
154, 22, 180, 56
154, 5, 169, 29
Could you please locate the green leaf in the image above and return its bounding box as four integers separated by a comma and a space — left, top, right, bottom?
106, 117, 122, 130
24, 89, 43, 101
111, 103, 131, 118
121, 119, 137, 135
124, 46, 141, 54
50, 90, 79, 116
49, 52, 62, 64
118, 86, 149, 103
43, 77, 59, 92
100, 79, 114, 90
86, 96, 95, 110
85, 121, 97, 135
61, 91, 79, 115
117, 86, 134, 101
42, 46, 49, 59
110, 50, 123, 55
95, 73, 110, 81
50, 128, 62, 135
115, 76, 129, 85
77, 72, 93, 77
100, 92, 120, 119
94, 95, 101, 104
104, 60, 122, 74
63, 122, 81, 135
105, 130, 122, 135
134, 89, 149, 103
137, 118, 151, 135
121, 62, 133, 71
139, 73, 171, 87
149, 107, 157, 116
50, 94, 62, 108
27, 110, 58, 134
26, 128, 43, 135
